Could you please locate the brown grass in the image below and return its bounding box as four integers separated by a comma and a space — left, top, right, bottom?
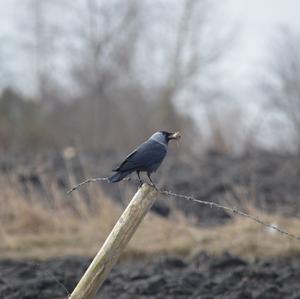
190, 211, 300, 260
0, 174, 300, 261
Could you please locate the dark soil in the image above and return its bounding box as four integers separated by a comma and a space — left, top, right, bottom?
0, 253, 300, 299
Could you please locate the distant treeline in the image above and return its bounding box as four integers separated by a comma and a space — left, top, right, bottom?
0, 87, 194, 153
1, 1, 300, 154
0, 88, 44, 151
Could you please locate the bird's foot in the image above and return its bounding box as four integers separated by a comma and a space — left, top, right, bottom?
138, 180, 144, 188
149, 182, 158, 191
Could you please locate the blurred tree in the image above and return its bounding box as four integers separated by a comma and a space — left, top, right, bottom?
63, 0, 142, 149
0, 88, 45, 152
3, 0, 234, 153
141, 0, 234, 150
262, 28, 300, 150
21, 0, 63, 113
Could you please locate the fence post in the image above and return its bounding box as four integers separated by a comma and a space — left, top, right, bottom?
69, 183, 158, 299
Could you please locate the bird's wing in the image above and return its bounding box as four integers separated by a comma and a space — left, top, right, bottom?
112, 149, 138, 171
113, 140, 167, 172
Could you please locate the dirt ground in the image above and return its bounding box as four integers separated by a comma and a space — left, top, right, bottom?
1, 152, 300, 298
0, 253, 300, 299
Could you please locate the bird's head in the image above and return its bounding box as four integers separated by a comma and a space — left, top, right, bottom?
150, 131, 181, 145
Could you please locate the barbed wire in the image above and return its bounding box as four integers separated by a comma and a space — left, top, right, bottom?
67, 177, 132, 194
68, 177, 300, 241
159, 189, 300, 241
29, 176, 300, 296
67, 177, 108, 194
32, 262, 70, 298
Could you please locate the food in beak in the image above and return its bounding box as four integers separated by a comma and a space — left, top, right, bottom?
170, 132, 181, 140
170, 132, 181, 146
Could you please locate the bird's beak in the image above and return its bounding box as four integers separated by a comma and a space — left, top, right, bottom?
169, 132, 181, 143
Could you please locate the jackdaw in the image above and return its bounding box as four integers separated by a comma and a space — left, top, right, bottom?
108, 131, 181, 187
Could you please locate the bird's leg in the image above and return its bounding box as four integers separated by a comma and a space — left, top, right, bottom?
136, 171, 143, 187
147, 172, 158, 190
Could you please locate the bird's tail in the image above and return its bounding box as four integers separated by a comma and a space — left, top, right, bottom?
107, 171, 131, 183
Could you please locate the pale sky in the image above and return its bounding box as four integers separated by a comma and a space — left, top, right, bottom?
224, 0, 300, 83
0, 0, 299, 91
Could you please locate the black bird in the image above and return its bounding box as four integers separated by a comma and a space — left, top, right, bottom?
108, 131, 181, 187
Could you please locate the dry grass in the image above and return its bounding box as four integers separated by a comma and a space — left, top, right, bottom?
0, 174, 300, 261
190, 210, 300, 260
0, 175, 197, 260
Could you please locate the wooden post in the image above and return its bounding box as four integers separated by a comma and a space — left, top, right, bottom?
69, 183, 158, 299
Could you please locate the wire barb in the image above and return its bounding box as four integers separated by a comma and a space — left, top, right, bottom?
159, 189, 300, 241
32, 262, 70, 298
67, 177, 136, 194
67, 178, 300, 241
67, 177, 109, 194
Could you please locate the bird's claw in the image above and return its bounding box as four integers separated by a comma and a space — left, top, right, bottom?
150, 182, 158, 191
138, 180, 144, 188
